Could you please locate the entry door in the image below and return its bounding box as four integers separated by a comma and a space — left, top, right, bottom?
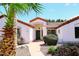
36, 30, 40, 40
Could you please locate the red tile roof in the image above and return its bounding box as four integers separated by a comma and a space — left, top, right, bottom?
0, 15, 34, 28
30, 17, 48, 22
17, 20, 34, 28
0, 15, 79, 29
55, 16, 79, 29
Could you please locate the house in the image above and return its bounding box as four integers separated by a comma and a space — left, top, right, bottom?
56, 16, 79, 44
0, 16, 48, 44
17, 17, 48, 44
17, 18, 64, 44
0, 14, 79, 44
29, 17, 48, 40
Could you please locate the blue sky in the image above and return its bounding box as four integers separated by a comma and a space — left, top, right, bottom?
0, 3, 79, 23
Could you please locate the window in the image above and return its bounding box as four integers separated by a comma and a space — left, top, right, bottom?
47, 30, 56, 35
17, 28, 21, 39
75, 27, 79, 38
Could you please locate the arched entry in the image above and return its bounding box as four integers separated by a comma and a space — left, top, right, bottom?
34, 24, 43, 40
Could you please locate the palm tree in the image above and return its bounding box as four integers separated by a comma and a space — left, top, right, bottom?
0, 3, 43, 56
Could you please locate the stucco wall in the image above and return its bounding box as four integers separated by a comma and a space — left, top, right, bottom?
0, 17, 6, 41
17, 22, 34, 43
43, 27, 47, 36
30, 28, 35, 42
56, 19, 79, 44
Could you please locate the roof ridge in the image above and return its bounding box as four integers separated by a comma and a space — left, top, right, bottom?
55, 16, 79, 29
30, 17, 48, 22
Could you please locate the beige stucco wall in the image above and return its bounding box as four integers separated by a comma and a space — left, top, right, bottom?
56, 19, 79, 44
17, 22, 35, 43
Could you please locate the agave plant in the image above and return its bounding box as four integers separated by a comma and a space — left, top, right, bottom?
0, 3, 43, 56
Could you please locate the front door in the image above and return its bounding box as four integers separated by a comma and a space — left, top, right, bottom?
36, 30, 40, 40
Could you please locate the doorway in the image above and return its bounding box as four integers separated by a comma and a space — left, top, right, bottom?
36, 30, 40, 40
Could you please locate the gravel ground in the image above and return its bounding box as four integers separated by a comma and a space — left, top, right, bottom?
40, 45, 51, 56
16, 45, 31, 56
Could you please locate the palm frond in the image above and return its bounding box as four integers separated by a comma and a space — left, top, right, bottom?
13, 3, 43, 14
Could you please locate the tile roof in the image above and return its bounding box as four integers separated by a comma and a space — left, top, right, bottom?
0, 15, 34, 28
55, 16, 79, 29
30, 17, 48, 22
47, 22, 64, 30
17, 20, 34, 28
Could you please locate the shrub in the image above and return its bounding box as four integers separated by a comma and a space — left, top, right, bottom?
43, 34, 58, 45
17, 37, 25, 45
53, 45, 79, 56
48, 46, 57, 55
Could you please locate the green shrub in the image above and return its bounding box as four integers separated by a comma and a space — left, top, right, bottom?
48, 46, 57, 54
43, 34, 58, 45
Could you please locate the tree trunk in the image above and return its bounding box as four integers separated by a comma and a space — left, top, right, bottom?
1, 28, 16, 56
0, 4, 16, 56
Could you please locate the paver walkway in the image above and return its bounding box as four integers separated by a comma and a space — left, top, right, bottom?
27, 41, 44, 56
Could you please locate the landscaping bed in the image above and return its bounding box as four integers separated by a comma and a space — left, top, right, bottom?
40, 45, 52, 56
40, 44, 61, 56
53, 45, 79, 56
42, 34, 79, 56
40, 43, 79, 56
46, 43, 79, 56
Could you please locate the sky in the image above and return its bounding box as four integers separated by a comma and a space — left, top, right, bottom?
0, 3, 79, 23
